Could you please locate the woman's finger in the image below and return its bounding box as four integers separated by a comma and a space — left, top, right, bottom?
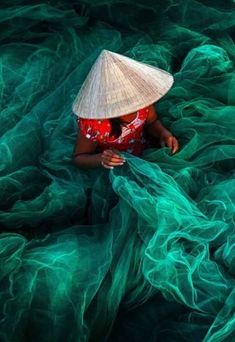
102, 158, 125, 166
103, 150, 125, 161
103, 150, 123, 159
102, 163, 114, 169
103, 156, 126, 163
102, 155, 125, 164
102, 161, 123, 169
102, 149, 113, 156
109, 148, 125, 159
172, 139, 179, 154
111, 153, 125, 161
107, 161, 125, 167
167, 138, 174, 149
111, 148, 124, 157
110, 157, 126, 163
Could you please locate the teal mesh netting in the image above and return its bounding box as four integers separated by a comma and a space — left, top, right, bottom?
0, 1, 235, 341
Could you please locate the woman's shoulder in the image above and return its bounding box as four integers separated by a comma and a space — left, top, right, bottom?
77, 117, 111, 141
137, 105, 151, 120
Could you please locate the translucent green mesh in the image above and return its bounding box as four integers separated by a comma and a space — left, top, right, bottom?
0, 1, 235, 341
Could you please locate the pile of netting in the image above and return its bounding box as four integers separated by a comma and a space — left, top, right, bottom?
0, 1, 235, 341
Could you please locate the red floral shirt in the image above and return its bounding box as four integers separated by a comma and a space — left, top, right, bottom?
77, 106, 150, 156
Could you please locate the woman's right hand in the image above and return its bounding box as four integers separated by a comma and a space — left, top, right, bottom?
101, 149, 126, 169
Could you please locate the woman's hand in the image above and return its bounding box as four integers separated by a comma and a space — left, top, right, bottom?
160, 134, 179, 154
101, 149, 126, 169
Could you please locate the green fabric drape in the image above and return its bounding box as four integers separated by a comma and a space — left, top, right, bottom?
0, 1, 235, 341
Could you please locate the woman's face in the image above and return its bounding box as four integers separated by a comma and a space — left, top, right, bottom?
120, 110, 138, 122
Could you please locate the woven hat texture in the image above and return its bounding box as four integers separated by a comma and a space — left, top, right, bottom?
72, 49, 174, 119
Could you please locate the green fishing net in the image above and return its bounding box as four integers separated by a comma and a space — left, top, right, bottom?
0, 1, 235, 341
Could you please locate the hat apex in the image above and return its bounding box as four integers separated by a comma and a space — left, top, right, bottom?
72, 49, 174, 119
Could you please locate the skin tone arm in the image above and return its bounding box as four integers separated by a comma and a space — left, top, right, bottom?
145, 104, 179, 154
73, 133, 125, 169
73, 104, 179, 169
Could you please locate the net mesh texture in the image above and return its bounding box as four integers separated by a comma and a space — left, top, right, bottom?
0, 1, 235, 341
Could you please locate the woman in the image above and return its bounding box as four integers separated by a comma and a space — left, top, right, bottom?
72, 49, 179, 169
73, 103, 179, 169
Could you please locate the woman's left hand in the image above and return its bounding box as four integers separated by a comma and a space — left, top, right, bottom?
161, 134, 179, 154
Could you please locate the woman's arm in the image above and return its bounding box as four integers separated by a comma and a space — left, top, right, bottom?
73, 134, 102, 168
73, 133, 125, 169
145, 104, 179, 154
145, 104, 172, 139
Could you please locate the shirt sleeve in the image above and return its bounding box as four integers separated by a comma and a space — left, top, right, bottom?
77, 118, 99, 142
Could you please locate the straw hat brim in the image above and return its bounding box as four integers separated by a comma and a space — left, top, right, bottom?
72, 49, 174, 119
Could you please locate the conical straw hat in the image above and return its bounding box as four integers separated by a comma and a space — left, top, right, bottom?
72, 49, 174, 119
